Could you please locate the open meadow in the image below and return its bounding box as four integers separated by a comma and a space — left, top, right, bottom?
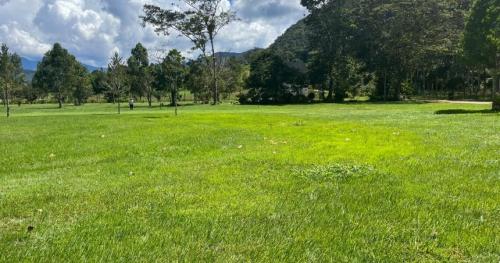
0, 102, 499, 261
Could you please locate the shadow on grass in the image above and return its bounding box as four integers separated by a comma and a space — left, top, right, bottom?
241, 100, 433, 106
133, 103, 198, 109
435, 109, 497, 115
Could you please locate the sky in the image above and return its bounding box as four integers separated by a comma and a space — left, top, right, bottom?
0, 0, 307, 67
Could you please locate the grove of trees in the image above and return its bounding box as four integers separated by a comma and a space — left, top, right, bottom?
1, 0, 499, 115
240, 0, 498, 106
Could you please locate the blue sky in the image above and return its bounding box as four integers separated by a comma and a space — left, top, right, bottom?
0, 0, 306, 66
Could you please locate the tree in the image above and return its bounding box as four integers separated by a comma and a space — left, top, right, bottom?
152, 49, 186, 112
301, 0, 474, 101
32, 43, 80, 108
463, 0, 499, 104
72, 63, 92, 106
185, 58, 212, 103
107, 52, 128, 114
141, 0, 237, 104
218, 57, 249, 100
128, 43, 153, 106
244, 50, 306, 104
90, 70, 108, 102
0, 44, 25, 117
162, 49, 186, 115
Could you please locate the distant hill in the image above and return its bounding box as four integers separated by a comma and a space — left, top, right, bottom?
268, 18, 310, 73
21, 57, 39, 71
24, 70, 35, 82
21, 57, 100, 72
215, 48, 263, 61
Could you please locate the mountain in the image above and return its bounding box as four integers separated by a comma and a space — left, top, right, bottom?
21, 57, 39, 71
24, 70, 35, 82
269, 18, 309, 63
21, 57, 100, 72
267, 18, 310, 73
215, 48, 263, 61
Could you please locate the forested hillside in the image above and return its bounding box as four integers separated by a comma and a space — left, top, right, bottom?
269, 18, 309, 64
242, 0, 499, 106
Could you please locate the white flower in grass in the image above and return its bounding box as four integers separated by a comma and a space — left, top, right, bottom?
237, 145, 243, 149
49, 153, 56, 158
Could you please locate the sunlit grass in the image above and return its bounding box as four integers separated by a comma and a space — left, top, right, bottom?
0, 102, 499, 261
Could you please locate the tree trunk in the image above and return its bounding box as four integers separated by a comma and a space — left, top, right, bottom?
147, 87, 152, 108
493, 76, 499, 101
209, 34, 218, 105
326, 77, 334, 102
4, 85, 9, 117
170, 91, 175, 106
383, 71, 387, 101
319, 83, 325, 101
174, 84, 178, 116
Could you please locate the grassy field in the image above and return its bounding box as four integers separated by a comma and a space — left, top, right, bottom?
0, 102, 498, 262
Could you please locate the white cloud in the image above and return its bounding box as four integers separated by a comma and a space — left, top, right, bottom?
0, 22, 51, 58
0, 0, 306, 66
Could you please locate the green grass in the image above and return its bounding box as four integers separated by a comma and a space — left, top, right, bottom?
0, 102, 499, 262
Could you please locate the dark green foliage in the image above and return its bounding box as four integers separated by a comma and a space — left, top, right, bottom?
463, 0, 499, 105
72, 64, 92, 106
463, 0, 499, 69
218, 57, 249, 99
154, 49, 186, 114
127, 43, 153, 106
107, 52, 128, 114
90, 70, 108, 101
240, 0, 496, 104
242, 50, 306, 104
32, 43, 88, 108
186, 58, 211, 103
141, 0, 237, 104
0, 44, 25, 116
269, 19, 310, 63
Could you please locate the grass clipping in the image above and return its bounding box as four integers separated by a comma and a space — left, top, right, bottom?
294, 163, 374, 181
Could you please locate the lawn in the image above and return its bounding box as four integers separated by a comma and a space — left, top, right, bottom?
0, 102, 498, 262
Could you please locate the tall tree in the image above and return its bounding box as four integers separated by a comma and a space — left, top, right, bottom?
0, 44, 25, 117
218, 57, 249, 100
302, 0, 356, 101
128, 43, 153, 107
90, 69, 108, 102
185, 58, 212, 103
244, 50, 305, 104
163, 49, 187, 115
141, 0, 237, 104
32, 43, 79, 108
107, 52, 128, 114
156, 49, 187, 115
72, 63, 92, 106
463, 0, 499, 103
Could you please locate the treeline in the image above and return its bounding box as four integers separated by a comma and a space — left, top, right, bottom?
242, 0, 499, 106
0, 42, 249, 115
1, 0, 498, 114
